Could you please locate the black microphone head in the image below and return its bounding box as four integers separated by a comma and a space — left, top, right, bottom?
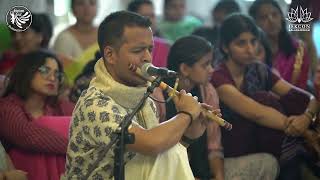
141, 63, 177, 78
141, 63, 153, 77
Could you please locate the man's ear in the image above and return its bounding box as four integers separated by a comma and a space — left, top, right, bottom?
104, 46, 116, 64
179, 63, 191, 77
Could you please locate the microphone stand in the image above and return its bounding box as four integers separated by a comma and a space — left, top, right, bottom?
113, 76, 163, 180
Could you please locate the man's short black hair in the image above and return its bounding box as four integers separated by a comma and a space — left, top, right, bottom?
97, 10, 152, 58
127, 0, 153, 13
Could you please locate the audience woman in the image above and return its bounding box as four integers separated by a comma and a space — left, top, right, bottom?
210, 13, 319, 180
154, 35, 279, 180
249, 0, 311, 89
0, 50, 73, 180
159, 0, 202, 43
53, 0, 98, 60
0, 13, 53, 75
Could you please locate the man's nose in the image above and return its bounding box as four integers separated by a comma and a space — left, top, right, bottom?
143, 49, 152, 63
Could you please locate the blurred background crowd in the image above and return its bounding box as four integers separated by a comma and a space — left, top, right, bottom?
0, 0, 320, 179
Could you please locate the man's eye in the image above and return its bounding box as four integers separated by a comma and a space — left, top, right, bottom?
133, 49, 143, 53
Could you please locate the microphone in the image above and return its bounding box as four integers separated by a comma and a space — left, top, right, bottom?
141, 63, 177, 78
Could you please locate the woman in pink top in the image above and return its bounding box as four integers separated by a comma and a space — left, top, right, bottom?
249, 0, 310, 89
0, 50, 73, 180
153, 35, 279, 180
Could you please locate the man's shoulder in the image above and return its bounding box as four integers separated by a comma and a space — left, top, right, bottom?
78, 86, 109, 101
75, 86, 125, 114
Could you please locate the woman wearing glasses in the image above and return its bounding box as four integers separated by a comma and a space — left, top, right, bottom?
0, 49, 73, 180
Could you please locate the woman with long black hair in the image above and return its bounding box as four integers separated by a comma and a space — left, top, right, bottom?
154, 35, 279, 180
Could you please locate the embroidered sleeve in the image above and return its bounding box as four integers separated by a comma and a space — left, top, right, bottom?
75, 95, 127, 147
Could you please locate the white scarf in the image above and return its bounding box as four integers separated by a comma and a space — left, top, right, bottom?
90, 59, 158, 128
91, 59, 149, 108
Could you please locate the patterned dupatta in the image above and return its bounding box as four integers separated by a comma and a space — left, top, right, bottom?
244, 63, 311, 165
242, 62, 273, 96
